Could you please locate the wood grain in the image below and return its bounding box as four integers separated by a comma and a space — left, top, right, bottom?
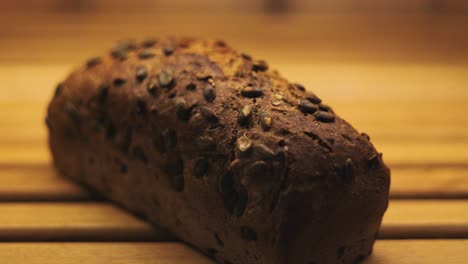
0, 240, 467, 264
0, 242, 213, 264
0, 203, 170, 241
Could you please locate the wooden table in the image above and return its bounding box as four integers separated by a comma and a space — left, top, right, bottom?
0, 12, 467, 263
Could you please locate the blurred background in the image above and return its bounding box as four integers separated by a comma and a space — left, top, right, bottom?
1, 0, 468, 196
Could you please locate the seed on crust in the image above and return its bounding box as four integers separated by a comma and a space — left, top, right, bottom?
203, 84, 216, 102
196, 136, 216, 151
314, 111, 335, 123
146, 77, 158, 95
113, 78, 126, 87
136, 65, 148, 82
368, 153, 382, 169
241, 87, 263, 98
258, 112, 272, 131
163, 45, 174, 56
175, 98, 191, 122
141, 38, 157, 48
299, 99, 318, 114
252, 60, 268, 72
241, 53, 252, 60
306, 93, 322, 104
186, 83, 196, 91
293, 83, 306, 91
86, 57, 102, 68
110, 41, 136, 60
138, 50, 156, 59
158, 70, 174, 88
254, 143, 275, 160
199, 106, 219, 123
236, 135, 252, 153
237, 105, 252, 126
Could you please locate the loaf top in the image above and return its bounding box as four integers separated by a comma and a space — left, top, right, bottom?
51, 35, 388, 208
51, 36, 387, 225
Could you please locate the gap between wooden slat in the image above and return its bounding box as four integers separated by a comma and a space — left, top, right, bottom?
0, 200, 466, 241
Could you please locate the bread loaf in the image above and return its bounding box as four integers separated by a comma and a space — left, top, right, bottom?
46, 37, 390, 264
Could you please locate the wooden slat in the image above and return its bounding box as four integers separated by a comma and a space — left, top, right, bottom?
380, 200, 468, 238
0, 164, 90, 201
0, 14, 467, 64
0, 145, 49, 165
0, 203, 170, 241
0, 0, 261, 14
373, 141, 468, 165
2, 100, 468, 148
2, 0, 468, 14
0, 242, 212, 264
1, 164, 467, 201
391, 166, 468, 198
364, 240, 468, 264
3, 141, 468, 166
3, 100, 468, 129
0, 240, 466, 264
1, 98, 468, 165
0, 200, 466, 241
2, 63, 468, 102
294, 0, 468, 13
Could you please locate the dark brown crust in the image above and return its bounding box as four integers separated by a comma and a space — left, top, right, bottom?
46, 37, 390, 264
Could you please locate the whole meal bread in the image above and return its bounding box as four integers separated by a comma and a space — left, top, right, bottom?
46, 37, 390, 264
